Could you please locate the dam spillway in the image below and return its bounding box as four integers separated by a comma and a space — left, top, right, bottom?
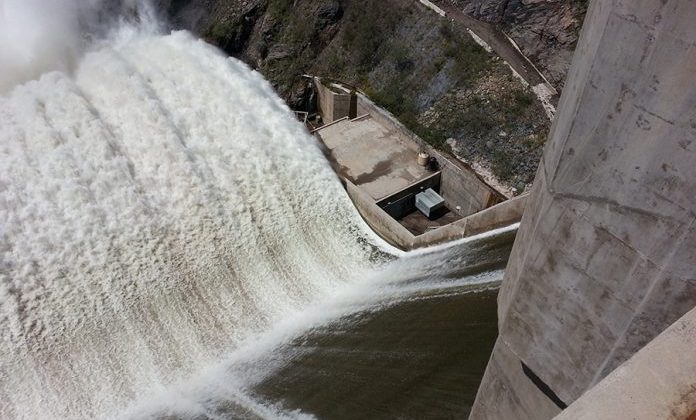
0, 28, 381, 417
0, 18, 517, 419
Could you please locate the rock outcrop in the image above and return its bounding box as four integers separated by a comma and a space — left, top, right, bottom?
155, 0, 585, 193
447, 0, 589, 90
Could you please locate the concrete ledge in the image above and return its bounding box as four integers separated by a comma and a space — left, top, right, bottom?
345, 178, 527, 250
345, 179, 416, 249
411, 194, 528, 248
555, 307, 696, 420
356, 93, 505, 215
310, 116, 349, 134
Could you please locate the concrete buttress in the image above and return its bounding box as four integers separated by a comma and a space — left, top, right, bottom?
470, 0, 696, 418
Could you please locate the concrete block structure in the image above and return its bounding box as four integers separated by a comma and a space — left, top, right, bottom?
471, 0, 696, 418
315, 79, 357, 123
313, 80, 517, 249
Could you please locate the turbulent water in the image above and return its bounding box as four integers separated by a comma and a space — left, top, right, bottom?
0, 16, 514, 420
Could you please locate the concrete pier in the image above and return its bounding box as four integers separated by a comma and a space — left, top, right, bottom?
471, 0, 696, 418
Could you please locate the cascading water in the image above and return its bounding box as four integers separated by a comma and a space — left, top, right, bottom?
0, 3, 515, 419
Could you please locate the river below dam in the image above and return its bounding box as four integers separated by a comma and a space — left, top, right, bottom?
0, 7, 513, 419
125, 228, 514, 419
252, 235, 510, 419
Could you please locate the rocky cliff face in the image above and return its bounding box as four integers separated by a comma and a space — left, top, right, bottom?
155, 0, 585, 194
447, 0, 589, 90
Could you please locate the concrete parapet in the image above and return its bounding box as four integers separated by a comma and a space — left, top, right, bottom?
412, 194, 528, 247
344, 179, 416, 250
555, 307, 696, 420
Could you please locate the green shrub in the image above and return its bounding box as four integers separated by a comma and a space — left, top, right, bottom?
390, 43, 414, 73
448, 41, 490, 85
439, 22, 454, 39
490, 149, 516, 181
341, 0, 400, 71
365, 85, 450, 152
509, 89, 534, 116
206, 20, 239, 41
268, 0, 292, 18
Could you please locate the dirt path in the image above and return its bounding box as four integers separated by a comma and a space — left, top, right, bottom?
423, 1, 558, 102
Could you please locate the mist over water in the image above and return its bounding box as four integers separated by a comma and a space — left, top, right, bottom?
0, 3, 510, 419
0, 0, 164, 94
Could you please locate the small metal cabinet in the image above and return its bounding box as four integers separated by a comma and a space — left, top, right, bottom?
415, 188, 445, 219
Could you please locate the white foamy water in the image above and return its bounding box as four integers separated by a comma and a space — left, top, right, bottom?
0, 27, 397, 418
0, 6, 518, 417
119, 225, 513, 420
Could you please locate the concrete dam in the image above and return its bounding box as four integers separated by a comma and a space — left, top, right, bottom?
471, 0, 696, 418
0, 0, 694, 419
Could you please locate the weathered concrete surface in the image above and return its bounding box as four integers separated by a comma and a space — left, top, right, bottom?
555, 306, 696, 420
344, 179, 416, 250
356, 94, 504, 214
473, 339, 562, 420
440, 163, 498, 217
317, 116, 432, 201
315, 80, 354, 123
448, 193, 526, 237
471, 0, 696, 418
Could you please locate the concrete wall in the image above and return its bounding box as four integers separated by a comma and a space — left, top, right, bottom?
346, 179, 527, 250
471, 0, 696, 418
413, 193, 528, 247
345, 179, 416, 249
377, 172, 441, 219
314, 79, 355, 123
356, 94, 504, 217
556, 306, 696, 420
440, 163, 498, 217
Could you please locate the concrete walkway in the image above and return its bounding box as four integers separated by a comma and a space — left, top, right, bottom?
316, 116, 431, 201
420, 0, 559, 106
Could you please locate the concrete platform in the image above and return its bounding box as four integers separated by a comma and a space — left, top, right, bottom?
316, 116, 432, 201
313, 84, 510, 249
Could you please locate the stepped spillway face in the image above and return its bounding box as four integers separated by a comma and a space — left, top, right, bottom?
0, 10, 516, 419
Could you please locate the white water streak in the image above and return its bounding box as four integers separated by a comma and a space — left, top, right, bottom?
0, 28, 391, 418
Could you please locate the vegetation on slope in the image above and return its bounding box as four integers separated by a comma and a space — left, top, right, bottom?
189, 0, 551, 192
